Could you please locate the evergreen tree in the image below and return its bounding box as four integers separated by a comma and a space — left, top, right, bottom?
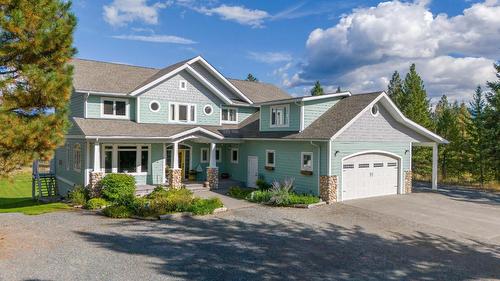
467, 86, 488, 186
246, 73, 258, 82
310, 81, 324, 96
485, 63, 500, 181
336, 86, 342, 93
454, 103, 472, 182
387, 71, 407, 112
0, 0, 76, 176
434, 95, 460, 180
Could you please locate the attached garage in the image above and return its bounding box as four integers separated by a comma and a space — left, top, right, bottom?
341, 152, 401, 201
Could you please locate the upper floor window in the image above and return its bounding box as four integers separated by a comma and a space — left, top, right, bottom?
179, 80, 187, 90
169, 102, 196, 123
102, 98, 128, 118
270, 104, 289, 127
221, 107, 237, 124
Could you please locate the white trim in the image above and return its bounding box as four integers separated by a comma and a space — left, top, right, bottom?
169, 127, 224, 140
216, 148, 222, 162
258, 92, 351, 106
130, 64, 189, 96
168, 102, 197, 124
165, 143, 193, 174
269, 104, 290, 128
230, 148, 239, 164
299, 102, 304, 132
225, 137, 328, 142
301, 152, 314, 171
148, 100, 161, 113
100, 97, 130, 119
72, 143, 82, 172
162, 143, 166, 183
339, 150, 403, 202
179, 80, 187, 90
265, 150, 275, 167
101, 144, 151, 176
56, 176, 76, 186
203, 104, 214, 116
83, 93, 89, 118
370, 104, 380, 117
84, 141, 90, 186
75, 90, 128, 97
188, 56, 254, 104
327, 141, 332, 176
221, 106, 238, 124
136, 97, 141, 123
200, 147, 209, 163
185, 66, 234, 104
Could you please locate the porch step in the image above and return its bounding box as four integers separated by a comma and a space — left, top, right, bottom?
183, 182, 208, 191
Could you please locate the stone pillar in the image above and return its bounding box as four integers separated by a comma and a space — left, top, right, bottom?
168, 168, 182, 188
404, 170, 413, 194
207, 167, 219, 190
319, 175, 338, 204
88, 171, 104, 198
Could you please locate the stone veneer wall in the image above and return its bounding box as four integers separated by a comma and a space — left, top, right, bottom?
404, 170, 412, 194
167, 168, 182, 188
207, 167, 219, 190
319, 175, 338, 204
88, 171, 104, 198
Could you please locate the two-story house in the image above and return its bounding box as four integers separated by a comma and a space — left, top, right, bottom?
54, 56, 446, 203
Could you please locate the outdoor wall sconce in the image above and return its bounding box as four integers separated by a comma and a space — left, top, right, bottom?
405, 149, 409, 154
335, 150, 340, 156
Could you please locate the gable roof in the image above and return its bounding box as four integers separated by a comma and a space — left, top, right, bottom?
131, 58, 194, 92
228, 79, 292, 104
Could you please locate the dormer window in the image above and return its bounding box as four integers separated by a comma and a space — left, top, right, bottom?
179, 80, 187, 90
270, 104, 289, 127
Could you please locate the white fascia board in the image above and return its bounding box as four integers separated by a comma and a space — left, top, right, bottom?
168, 127, 224, 140
257, 92, 351, 106
75, 90, 128, 97
129, 64, 189, 96
185, 66, 234, 105
188, 56, 254, 104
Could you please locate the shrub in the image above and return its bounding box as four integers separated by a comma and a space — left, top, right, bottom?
256, 179, 272, 191
147, 185, 169, 199
247, 190, 272, 203
85, 198, 109, 210
68, 185, 88, 205
189, 198, 223, 215
268, 178, 294, 206
102, 205, 132, 218
101, 174, 136, 203
131, 197, 154, 217
147, 188, 194, 214
227, 186, 253, 199
287, 193, 320, 205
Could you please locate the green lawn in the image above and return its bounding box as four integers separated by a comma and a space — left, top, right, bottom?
0, 171, 70, 215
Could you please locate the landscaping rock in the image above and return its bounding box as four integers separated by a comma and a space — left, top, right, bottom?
292, 201, 326, 209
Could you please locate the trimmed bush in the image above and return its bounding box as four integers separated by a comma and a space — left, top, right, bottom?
256, 179, 272, 191
189, 198, 223, 215
131, 197, 154, 217
287, 193, 320, 205
102, 205, 132, 218
227, 186, 253, 199
147, 188, 194, 214
101, 174, 136, 203
68, 185, 88, 205
85, 198, 109, 210
247, 190, 272, 203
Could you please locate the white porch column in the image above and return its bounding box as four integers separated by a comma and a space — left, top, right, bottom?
172, 142, 179, 169
432, 143, 438, 190
93, 142, 100, 171
209, 142, 217, 168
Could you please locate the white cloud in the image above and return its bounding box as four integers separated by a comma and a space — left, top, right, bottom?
112, 34, 196, 44
287, 0, 500, 101
248, 51, 292, 64
196, 5, 269, 28
103, 0, 170, 26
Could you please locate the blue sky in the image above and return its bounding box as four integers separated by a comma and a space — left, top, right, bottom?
72, 0, 499, 102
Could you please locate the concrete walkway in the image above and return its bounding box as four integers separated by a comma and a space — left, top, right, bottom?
193, 188, 256, 210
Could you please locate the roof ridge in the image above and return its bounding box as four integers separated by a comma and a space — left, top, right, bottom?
72, 57, 160, 70
228, 78, 277, 87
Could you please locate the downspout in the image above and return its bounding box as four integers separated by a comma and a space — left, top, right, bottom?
310, 141, 320, 195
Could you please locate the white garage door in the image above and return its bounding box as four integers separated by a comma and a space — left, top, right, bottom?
342, 153, 399, 201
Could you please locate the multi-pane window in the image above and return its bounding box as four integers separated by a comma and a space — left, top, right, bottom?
301, 152, 313, 171
270, 105, 289, 127
141, 146, 149, 173
216, 148, 221, 162
201, 148, 209, 163
102, 145, 149, 175
118, 146, 137, 173
73, 144, 81, 171
179, 80, 187, 90
102, 99, 127, 117
169, 103, 196, 123
221, 107, 237, 123
231, 148, 239, 164
104, 146, 113, 173
266, 150, 275, 167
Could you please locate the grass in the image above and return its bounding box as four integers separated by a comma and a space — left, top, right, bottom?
0, 171, 70, 215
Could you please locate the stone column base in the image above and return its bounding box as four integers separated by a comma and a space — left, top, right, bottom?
168, 168, 182, 188
320, 175, 338, 204
87, 171, 104, 198
404, 170, 412, 194
207, 167, 219, 190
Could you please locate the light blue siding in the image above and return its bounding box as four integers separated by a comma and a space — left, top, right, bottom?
86, 95, 135, 120
303, 97, 340, 128
190, 61, 241, 101
238, 107, 258, 122
260, 103, 301, 132
69, 92, 85, 118
54, 139, 86, 195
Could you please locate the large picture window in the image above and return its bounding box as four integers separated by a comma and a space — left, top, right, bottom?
169, 102, 196, 123
101, 145, 149, 175
102, 98, 128, 118
270, 104, 289, 127
221, 107, 237, 123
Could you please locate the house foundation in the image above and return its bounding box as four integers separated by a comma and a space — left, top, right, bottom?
207, 167, 219, 190
319, 175, 338, 204
168, 168, 183, 188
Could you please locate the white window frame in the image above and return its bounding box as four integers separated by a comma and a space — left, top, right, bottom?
168, 102, 196, 123
73, 143, 81, 172
371, 104, 380, 117
100, 97, 129, 119
216, 148, 222, 162
200, 148, 209, 163
179, 80, 187, 90
270, 104, 290, 128
231, 148, 239, 164
149, 100, 161, 113
221, 107, 238, 124
101, 144, 150, 176
203, 104, 214, 116
265, 150, 275, 167
301, 152, 313, 171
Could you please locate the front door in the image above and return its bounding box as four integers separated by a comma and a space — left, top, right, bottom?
178, 150, 186, 179
247, 156, 258, 188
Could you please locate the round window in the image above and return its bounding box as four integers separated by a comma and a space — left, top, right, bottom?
371, 104, 379, 116
204, 105, 213, 115
149, 101, 160, 112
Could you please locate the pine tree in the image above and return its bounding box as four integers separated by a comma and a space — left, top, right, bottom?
336, 86, 342, 93
310, 81, 324, 96
387, 71, 407, 112
467, 86, 488, 186
434, 95, 460, 180
0, 0, 76, 176
246, 73, 258, 82
454, 102, 472, 182
484, 63, 500, 181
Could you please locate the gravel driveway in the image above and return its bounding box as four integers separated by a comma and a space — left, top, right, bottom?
1, 188, 499, 281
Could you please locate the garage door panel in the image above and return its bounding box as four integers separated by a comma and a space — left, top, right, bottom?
342, 153, 399, 201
